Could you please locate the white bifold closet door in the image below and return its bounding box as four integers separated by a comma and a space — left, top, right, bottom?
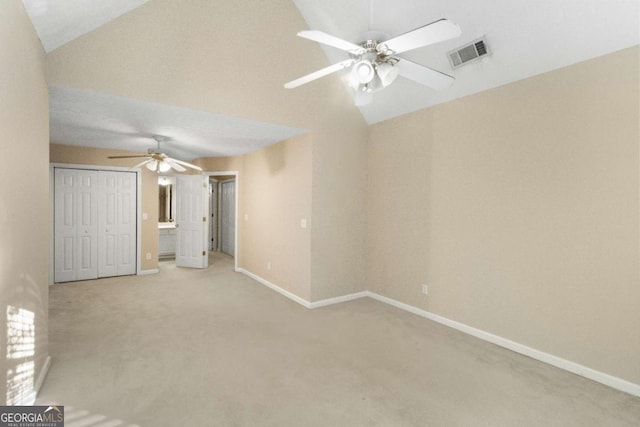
54, 168, 99, 283
98, 171, 136, 277
54, 168, 136, 283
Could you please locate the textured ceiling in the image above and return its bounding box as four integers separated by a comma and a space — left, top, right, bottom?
23, 0, 640, 158
50, 86, 306, 160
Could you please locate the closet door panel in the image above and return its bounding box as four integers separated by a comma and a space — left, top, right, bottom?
54, 168, 98, 282
54, 169, 76, 283
98, 172, 118, 277
117, 172, 137, 275
75, 171, 99, 281
98, 171, 136, 277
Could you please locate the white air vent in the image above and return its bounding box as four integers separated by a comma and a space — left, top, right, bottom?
448, 38, 489, 68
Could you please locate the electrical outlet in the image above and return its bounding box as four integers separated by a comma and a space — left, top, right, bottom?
267, 261, 271, 270
146, 253, 152, 260
422, 284, 429, 295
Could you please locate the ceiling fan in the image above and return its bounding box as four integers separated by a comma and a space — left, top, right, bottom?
108, 136, 203, 173
284, 19, 461, 105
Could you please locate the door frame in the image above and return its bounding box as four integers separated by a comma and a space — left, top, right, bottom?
49, 163, 142, 285
205, 171, 239, 271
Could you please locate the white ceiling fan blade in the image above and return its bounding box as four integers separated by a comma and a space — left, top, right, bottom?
108, 155, 151, 159
133, 158, 154, 169
297, 31, 364, 55
284, 59, 355, 89
165, 159, 186, 172
382, 19, 461, 55
396, 59, 454, 91
169, 158, 203, 172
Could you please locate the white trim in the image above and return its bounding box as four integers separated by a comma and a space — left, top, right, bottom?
48, 167, 55, 285
309, 291, 369, 309
135, 169, 143, 276
366, 292, 640, 397
50, 162, 138, 172
34, 355, 52, 400
138, 269, 159, 276
237, 268, 311, 308
238, 269, 369, 310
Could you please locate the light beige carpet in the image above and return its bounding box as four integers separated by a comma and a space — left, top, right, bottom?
37, 252, 640, 426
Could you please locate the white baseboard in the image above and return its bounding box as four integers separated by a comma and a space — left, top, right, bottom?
237, 269, 312, 308
138, 269, 159, 276
235, 268, 640, 397
238, 269, 368, 310
32, 355, 51, 402
366, 292, 640, 398
309, 291, 369, 309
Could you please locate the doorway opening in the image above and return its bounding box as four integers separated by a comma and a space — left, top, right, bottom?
156, 172, 238, 271
208, 173, 237, 264
209, 176, 236, 256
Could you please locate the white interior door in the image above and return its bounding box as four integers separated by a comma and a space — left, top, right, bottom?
98, 171, 137, 277
220, 180, 236, 256
176, 175, 208, 268
54, 168, 98, 282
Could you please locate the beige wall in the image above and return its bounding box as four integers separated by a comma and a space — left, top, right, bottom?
194, 157, 244, 175
46, 0, 369, 303
50, 144, 159, 271
368, 46, 640, 384
240, 135, 313, 299
311, 123, 369, 301
0, 0, 49, 405
197, 135, 314, 300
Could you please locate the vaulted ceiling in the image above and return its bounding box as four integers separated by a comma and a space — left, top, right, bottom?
23, 0, 640, 159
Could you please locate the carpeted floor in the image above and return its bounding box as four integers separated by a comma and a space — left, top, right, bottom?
37, 252, 640, 426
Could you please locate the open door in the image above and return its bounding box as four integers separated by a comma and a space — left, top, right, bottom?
175, 174, 209, 269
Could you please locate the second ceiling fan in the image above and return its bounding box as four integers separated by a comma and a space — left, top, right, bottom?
107, 136, 202, 173
284, 18, 461, 105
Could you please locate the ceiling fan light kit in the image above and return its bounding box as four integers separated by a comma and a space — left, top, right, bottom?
376, 61, 400, 87
146, 159, 172, 173
284, 19, 462, 104
159, 161, 172, 173
353, 60, 375, 84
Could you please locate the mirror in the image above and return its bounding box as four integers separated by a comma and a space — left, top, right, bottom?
159, 176, 176, 223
